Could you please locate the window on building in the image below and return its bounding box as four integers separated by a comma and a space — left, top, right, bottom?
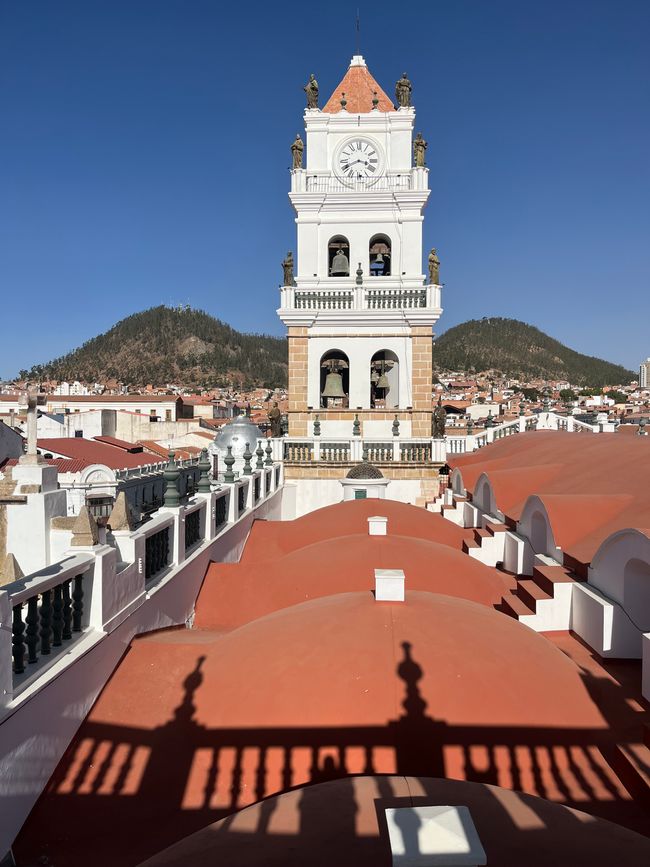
328, 235, 350, 276
165, 409, 172, 421
369, 234, 391, 276
320, 349, 350, 409
74, 430, 83, 438
370, 349, 399, 408
354, 489, 367, 499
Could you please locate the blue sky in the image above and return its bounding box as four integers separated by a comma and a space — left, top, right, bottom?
1, 0, 648, 378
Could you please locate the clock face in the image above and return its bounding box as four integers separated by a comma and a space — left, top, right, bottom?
337, 138, 380, 180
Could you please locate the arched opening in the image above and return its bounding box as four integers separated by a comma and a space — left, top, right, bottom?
320, 350, 350, 409
369, 234, 391, 277
530, 511, 549, 554
328, 236, 350, 276
370, 349, 399, 408
623, 558, 650, 631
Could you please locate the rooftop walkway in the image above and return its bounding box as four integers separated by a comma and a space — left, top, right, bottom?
14, 500, 650, 866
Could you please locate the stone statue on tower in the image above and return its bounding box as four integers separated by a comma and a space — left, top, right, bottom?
395, 73, 412, 108
290, 134, 304, 169
268, 402, 282, 438
413, 132, 427, 167
282, 252, 296, 287
428, 248, 440, 285
432, 398, 447, 439
304, 74, 319, 109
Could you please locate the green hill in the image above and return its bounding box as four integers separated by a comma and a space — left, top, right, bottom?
432, 318, 634, 387
21, 305, 287, 389
22, 310, 633, 391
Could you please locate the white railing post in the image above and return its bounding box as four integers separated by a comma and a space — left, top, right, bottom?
431, 438, 446, 463
392, 439, 401, 461
313, 439, 321, 461
271, 438, 284, 462
351, 438, 363, 462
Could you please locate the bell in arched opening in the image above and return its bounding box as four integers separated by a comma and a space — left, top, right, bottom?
376, 368, 390, 390
331, 248, 350, 276
322, 368, 346, 400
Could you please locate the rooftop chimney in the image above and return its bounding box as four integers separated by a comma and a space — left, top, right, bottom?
375, 568, 404, 602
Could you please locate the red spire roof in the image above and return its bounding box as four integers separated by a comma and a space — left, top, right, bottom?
322, 56, 395, 114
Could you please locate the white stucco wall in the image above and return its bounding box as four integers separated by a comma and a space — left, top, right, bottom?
0, 487, 282, 858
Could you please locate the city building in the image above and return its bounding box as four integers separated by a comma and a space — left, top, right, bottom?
0, 55, 649, 867
640, 358, 650, 388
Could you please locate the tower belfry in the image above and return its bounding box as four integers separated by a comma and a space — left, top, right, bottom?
278, 56, 442, 442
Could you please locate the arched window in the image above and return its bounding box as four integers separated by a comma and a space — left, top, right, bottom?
370, 349, 399, 408
320, 350, 350, 409
328, 236, 350, 276
369, 234, 391, 277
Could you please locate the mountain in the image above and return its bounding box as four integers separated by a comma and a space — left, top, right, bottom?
432, 318, 635, 387
21, 306, 287, 389
22, 309, 633, 391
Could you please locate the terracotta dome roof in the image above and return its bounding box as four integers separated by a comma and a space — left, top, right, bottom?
140, 776, 650, 867
196, 533, 512, 631
195, 591, 604, 730
346, 461, 384, 479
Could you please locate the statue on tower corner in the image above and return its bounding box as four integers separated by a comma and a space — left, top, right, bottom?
268, 401, 282, 438
395, 73, 412, 108
282, 252, 296, 287
304, 73, 319, 109
432, 398, 447, 439
428, 247, 440, 285
413, 132, 427, 167
290, 134, 304, 169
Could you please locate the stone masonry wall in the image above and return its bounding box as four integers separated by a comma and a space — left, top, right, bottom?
287, 326, 309, 436
411, 326, 433, 436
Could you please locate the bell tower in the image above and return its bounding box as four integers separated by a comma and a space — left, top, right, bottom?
278, 56, 442, 439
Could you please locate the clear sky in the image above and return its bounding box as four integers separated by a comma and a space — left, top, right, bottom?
1, 0, 648, 379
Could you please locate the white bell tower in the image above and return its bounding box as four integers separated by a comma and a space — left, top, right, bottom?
278, 56, 442, 439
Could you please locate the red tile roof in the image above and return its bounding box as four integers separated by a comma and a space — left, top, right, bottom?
37, 438, 161, 470
450, 431, 650, 564
322, 59, 394, 114
93, 435, 143, 452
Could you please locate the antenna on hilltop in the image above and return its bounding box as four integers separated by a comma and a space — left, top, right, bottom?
355, 8, 360, 56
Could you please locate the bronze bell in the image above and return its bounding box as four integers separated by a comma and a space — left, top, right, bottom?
371, 368, 380, 384
322, 371, 346, 398
376, 371, 390, 390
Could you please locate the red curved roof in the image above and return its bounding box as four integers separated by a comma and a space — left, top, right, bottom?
240, 498, 470, 566
450, 431, 650, 562
140, 775, 650, 867
193, 591, 604, 730
196, 533, 511, 631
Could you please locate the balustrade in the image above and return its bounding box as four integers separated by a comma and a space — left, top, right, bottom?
214, 493, 228, 531
237, 484, 247, 516
145, 526, 170, 582
400, 442, 432, 462
184, 508, 202, 551
363, 441, 394, 462
12, 572, 85, 677
366, 288, 427, 309
319, 442, 351, 462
